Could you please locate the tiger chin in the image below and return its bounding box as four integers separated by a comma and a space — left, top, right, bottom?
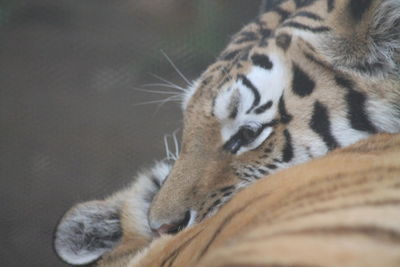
55, 0, 400, 266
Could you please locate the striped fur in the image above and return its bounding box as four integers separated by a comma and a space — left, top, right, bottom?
118, 133, 400, 267
150, 0, 400, 232
54, 0, 400, 265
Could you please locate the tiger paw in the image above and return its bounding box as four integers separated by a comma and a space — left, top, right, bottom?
54, 161, 172, 266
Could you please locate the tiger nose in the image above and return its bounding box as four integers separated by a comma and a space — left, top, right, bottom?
151, 210, 191, 235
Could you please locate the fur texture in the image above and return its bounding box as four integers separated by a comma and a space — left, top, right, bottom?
54, 0, 400, 265
54, 161, 172, 265
110, 134, 400, 266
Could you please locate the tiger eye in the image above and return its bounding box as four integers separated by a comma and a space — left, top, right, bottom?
239, 126, 260, 144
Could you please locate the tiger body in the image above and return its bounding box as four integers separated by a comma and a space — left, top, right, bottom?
127, 134, 400, 267
54, 0, 400, 266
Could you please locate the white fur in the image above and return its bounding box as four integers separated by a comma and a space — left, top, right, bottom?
124, 161, 172, 236
187, 210, 197, 227
214, 54, 287, 154
181, 79, 199, 110
54, 161, 172, 265
330, 117, 371, 147
54, 202, 122, 265
367, 98, 400, 133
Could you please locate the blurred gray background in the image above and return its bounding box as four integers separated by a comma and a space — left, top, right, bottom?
0, 0, 263, 266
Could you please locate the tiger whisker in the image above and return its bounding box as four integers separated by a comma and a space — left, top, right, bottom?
132, 87, 182, 95
172, 129, 180, 159
141, 83, 186, 92
164, 135, 171, 160
132, 95, 181, 107
149, 73, 187, 92
160, 50, 192, 86
163, 134, 178, 161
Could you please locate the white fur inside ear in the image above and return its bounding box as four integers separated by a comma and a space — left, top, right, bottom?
54, 202, 122, 265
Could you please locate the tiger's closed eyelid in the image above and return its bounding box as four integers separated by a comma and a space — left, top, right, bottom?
223, 123, 272, 154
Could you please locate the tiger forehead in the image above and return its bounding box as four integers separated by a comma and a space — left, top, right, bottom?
194, 25, 296, 99
184, 0, 331, 117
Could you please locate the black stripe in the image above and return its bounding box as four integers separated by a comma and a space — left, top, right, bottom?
327, 0, 335, 12
160, 230, 203, 267
266, 163, 277, 169
304, 52, 331, 70
229, 93, 240, 119
295, 0, 316, 8
292, 63, 315, 97
282, 129, 294, 162
260, 28, 272, 39
235, 31, 259, 44
281, 225, 400, 244
217, 75, 232, 89
261, 0, 280, 12
334, 75, 377, 134
200, 75, 212, 87
259, 28, 271, 47
349, 0, 372, 22
273, 7, 291, 22
292, 11, 322, 21
264, 148, 272, 153
197, 193, 270, 260
239, 75, 261, 113
309, 101, 339, 150
223, 121, 277, 154
238, 46, 252, 61
278, 96, 293, 124
219, 185, 235, 193
243, 224, 400, 246
251, 54, 273, 70
229, 104, 238, 119
211, 199, 222, 208
219, 49, 240, 61
211, 95, 217, 117
222, 191, 233, 197
282, 21, 330, 33
275, 198, 400, 227
254, 100, 273, 114
151, 175, 161, 188
275, 33, 292, 51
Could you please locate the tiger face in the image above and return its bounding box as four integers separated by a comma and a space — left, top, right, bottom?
148, 0, 400, 233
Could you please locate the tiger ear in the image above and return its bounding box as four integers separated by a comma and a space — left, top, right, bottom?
54, 201, 122, 265
321, 0, 400, 76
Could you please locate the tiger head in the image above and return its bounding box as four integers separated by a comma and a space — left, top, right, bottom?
148, 0, 400, 233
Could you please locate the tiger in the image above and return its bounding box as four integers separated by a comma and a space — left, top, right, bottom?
54, 0, 400, 266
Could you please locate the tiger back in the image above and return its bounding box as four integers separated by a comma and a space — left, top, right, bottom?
123, 133, 400, 267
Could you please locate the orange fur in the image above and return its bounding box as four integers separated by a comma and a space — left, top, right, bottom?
98, 133, 400, 266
